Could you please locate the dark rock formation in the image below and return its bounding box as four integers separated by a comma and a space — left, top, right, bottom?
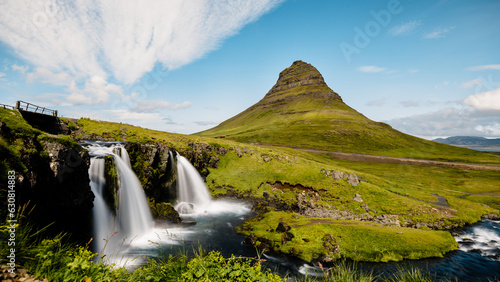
14, 139, 93, 241
125, 142, 174, 202
276, 222, 291, 233
149, 199, 181, 223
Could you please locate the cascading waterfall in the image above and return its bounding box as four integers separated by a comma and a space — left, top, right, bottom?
85, 143, 153, 256
173, 152, 250, 216
175, 154, 212, 214
88, 157, 114, 254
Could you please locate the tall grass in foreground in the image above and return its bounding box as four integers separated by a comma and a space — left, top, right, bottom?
1, 213, 454, 282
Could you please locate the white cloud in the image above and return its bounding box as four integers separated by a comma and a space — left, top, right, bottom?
36, 93, 72, 106
12, 64, 29, 74
26, 67, 72, 85
0, 0, 283, 90
194, 121, 220, 126
388, 107, 500, 137
464, 87, 500, 111
130, 100, 192, 112
67, 76, 123, 105
423, 26, 455, 39
401, 100, 420, 107
461, 79, 483, 89
466, 65, 500, 71
366, 99, 385, 106
107, 109, 163, 123
357, 65, 386, 73
0, 72, 6, 81
388, 87, 500, 138
407, 69, 419, 74
389, 20, 421, 36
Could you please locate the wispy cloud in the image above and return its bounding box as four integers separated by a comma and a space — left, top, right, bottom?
389, 107, 500, 137
423, 26, 455, 39
461, 79, 483, 89
389, 87, 500, 138
163, 117, 178, 125
194, 121, 220, 126
107, 110, 164, 123
357, 65, 386, 73
0, 72, 6, 81
366, 99, 385, 107
0, 0, 283, 103
11, 64, 29, 74
466, 65, 500, 71
130, 100, 192, 112
389, 20, 421, 36
66, 76, 123, 106
401, 100, 420, 107
27, 67, 72, 86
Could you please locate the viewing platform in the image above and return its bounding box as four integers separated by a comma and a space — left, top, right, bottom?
15, 100, 58, 117
3, 100, 69, 135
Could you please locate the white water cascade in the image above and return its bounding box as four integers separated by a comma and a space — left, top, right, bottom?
88, 157, 113, 255
175, 154, 212, 214
85, 143, 154, 257
174, 153, 250, 216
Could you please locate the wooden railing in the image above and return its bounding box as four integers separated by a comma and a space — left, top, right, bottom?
15, 100, 57, 117
0, 103, 15, 110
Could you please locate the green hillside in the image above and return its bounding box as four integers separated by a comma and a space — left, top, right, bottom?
197, 61, 499, 164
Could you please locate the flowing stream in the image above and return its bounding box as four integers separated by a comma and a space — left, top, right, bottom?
83, 141, 500, 280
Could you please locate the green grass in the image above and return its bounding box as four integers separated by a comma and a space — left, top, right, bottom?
240, 211, 457, 263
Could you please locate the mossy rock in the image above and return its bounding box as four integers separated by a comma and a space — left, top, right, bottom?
149, 198, 181, 223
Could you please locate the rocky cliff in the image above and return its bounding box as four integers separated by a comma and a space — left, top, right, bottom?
0, 109, 93, 240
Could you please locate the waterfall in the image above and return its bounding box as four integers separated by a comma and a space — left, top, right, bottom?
114, 155, 153, 236
89, 157, 114, 254
175, 154, 212, 214
85, 143, 153, 256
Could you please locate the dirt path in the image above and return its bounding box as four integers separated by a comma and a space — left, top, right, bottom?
309, 150, 500, 171
260, 144, 500, 172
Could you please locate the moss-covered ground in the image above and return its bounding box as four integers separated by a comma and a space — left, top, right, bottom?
241, 211, 457, 262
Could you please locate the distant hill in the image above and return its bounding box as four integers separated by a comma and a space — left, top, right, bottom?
196, 60, 483, 160
434, 136, 500, 146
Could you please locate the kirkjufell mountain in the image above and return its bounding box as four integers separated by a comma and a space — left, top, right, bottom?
197, 60, 474, 158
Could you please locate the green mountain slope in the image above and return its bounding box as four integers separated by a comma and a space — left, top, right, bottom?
197, 61, 499, 163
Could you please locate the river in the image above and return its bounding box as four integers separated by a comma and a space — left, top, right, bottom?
107, 206, 500, 281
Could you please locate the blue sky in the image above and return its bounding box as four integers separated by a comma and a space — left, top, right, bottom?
1, 0, 499, 138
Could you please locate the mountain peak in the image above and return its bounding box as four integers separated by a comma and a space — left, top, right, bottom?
263, 60, 342, 103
